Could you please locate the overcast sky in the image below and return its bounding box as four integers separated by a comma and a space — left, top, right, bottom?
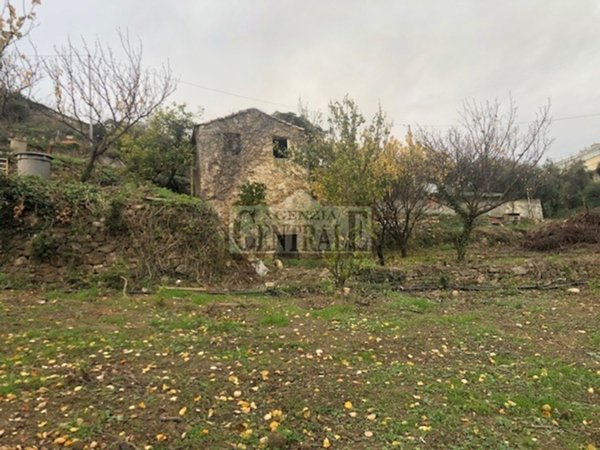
29, 0, 600, 160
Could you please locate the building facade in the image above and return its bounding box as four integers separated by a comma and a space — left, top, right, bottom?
557, 143, 600, 175
192, 108, 310, 216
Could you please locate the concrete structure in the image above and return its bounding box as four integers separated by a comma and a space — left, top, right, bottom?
557, 143, 600, 173
488, 199, 544, 221
426, 198, 544, 221
16, 152, 53, 180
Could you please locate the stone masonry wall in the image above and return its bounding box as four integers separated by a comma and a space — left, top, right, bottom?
193, 109, 309, 218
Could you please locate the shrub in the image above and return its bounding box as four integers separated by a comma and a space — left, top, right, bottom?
326, 251, 364, 288
101, 259, 131, 290
583, 182, 600, 209
105, 197, 126, 235
31, 231, 59, 261
236, 181, 267, 206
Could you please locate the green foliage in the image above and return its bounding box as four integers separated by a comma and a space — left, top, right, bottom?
583, 181, 600, 209
0, 173, 53, 227
31, 231, 59, 261
101, 259, 130, 290
93, 167, 120, 187
559, 162, 592, 210
0, 175, 231, 285
3, 94, 31, 122
120, 104, 196, 193
533, 161, 599, 217
236, 181, 267, 206
439, 273, 452, 289
326, 250, 364, 288
105, 196, 126, 235
0, 174, 103, 232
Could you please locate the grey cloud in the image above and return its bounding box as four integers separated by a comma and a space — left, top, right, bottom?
30, 0, 600, 159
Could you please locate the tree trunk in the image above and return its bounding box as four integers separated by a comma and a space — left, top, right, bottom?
400, 238, 409, 258
81, 150, 99, 182
375, 227, 386, 266
455, 216, 475, 262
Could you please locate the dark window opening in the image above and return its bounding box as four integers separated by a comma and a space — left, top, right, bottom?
273, 137, 289, 158
276, 233, 298, 255
223, 132, 242, 155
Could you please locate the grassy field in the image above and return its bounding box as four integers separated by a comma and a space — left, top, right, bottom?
1, 279, 599, 449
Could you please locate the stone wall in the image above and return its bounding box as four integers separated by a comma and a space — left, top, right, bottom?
6, 221, 138, 284
192, 109, 309, 218
1, 201, 236, 287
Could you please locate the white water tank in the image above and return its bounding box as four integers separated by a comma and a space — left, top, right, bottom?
16, 152, 53, 180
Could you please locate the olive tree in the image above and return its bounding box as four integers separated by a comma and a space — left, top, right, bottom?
120, 104, 196, 193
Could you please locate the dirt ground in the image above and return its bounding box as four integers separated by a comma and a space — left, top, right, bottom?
1, 246, 600, 449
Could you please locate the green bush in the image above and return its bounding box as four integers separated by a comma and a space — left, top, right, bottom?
105, 197, 127, 235
236, 181, 267, 206
584, 182, 600, 209
326, 251, 364, 288
31, 231, 59, 261
101, 259, 131, 290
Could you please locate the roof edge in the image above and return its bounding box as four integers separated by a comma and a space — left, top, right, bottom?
194, 108, 305, 131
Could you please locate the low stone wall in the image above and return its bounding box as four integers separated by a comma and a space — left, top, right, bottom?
5, 221, 137, 285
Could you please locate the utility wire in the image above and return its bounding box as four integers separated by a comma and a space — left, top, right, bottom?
18, 53, 600, 127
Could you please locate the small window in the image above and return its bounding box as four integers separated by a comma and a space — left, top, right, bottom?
273, 137, 289, 158
223, 132, 242, 155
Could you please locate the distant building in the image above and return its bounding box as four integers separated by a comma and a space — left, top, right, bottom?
556, 143, 600, 173
426, 198, 544, 222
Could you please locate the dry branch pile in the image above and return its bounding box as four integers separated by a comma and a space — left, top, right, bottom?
522, 208, 600, 251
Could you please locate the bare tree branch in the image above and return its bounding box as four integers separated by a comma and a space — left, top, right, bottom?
41, 30, 178, 181
417, 98, 552, 261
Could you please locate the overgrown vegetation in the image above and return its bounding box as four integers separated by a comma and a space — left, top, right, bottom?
0, 174, 234, 284
120, 103, 197, 193
236, 181, 267, 206
533, 161, 600, 217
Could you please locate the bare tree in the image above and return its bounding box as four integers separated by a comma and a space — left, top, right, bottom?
43, 31, 177, 181
417, 98, 552, 262
0, 0, 41, 116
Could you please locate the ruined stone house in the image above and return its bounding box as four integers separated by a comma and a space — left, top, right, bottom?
191, 108, 315, 254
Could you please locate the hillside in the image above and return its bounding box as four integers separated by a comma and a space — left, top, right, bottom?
0, 95, 87, 153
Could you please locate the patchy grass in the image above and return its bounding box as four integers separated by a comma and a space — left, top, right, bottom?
0, 286, 599, 449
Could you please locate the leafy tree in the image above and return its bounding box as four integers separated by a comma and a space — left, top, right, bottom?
532, 162, 562, 218
375, 132, 434, 258
295, 96, 394, 264
42, 31, 176, 182
583, 181, 600, 209
558, 161, 594, 211
120, 104, 196, 193
418, 98, 552, 262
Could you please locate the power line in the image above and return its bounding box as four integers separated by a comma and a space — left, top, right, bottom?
179, 80, 295, 109
18, 53, 600, 126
